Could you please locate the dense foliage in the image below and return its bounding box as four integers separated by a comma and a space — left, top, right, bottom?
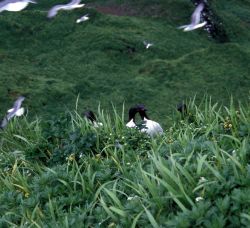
0, 0, 250, 226
0, 99, 250, 227
0, 0, 250, 124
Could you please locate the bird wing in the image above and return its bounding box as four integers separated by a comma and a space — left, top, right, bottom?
0, 0, 30, 6
192, 21, 207, 30
0, 0, 17, 9
0, 0, 8, 8
15, 107, 24, 116
190, 3, 204, 26
79, 13, 89, 20
67, 0, 81, 6
7, 108, 14, 113
6, 110, 15, 120
47, 4, 65, 18
0, 117, 8, 129
0, 0, 20, 8
6, 96, 24, 120
13, 96, 25, 111
178, 25, 188, 29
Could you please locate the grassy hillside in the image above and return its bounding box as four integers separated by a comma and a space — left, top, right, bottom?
1, 1, 250, 226
0, 0, 250, 124
0, 99, 250, 226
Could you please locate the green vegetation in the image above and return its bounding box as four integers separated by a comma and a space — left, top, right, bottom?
0, 0, 249, 123
1, 0, 250, 226
0, 98, 250, 226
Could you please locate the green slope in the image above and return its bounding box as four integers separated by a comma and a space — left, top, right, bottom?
0, 0, 249, 125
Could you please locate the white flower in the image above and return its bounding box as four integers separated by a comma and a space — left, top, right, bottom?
126, 162, 131, 165
195, 196, 204, 202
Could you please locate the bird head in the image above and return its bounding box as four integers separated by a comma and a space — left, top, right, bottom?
136, 104, 147, 112
135, 104, 149, 120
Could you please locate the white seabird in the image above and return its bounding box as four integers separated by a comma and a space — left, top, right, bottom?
143, 41, 154, 49
47, 0, 85, 18
0, 96, 25, 129
178, 2, 207, 32
76, 13, 89, 23
137, 104, 163, 137
0, 0, 36, 13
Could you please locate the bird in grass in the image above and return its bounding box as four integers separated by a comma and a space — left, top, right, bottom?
83, 110, 103, 128
76, 13, 89, 23
178, 2, 207, 32
0, 0, 36, 13
177, 103, 187, 115
143, 41, 154, 49
137, 104, 163, 137
126, 106, 139, 128
47, 0, 85, 18
0, 96, 25, 129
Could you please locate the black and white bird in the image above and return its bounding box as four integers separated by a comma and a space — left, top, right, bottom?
83, 110, 103, 128
126, 106, 138, 128
137, 104, 163, 137
0, 96, 25, 129
76, 13, 89, 23
0, 0, 36, 13
47, 0, 85, 18
178, 2, 207, 32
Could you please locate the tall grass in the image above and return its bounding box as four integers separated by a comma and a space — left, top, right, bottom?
0, 98, 249, 226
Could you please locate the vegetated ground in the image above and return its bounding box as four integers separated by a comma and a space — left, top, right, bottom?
0, 0, 249, 126
0, 99, 250, 227
0, 0, 250, 226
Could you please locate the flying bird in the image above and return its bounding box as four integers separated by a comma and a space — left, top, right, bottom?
178, 2, 207, 32
0, 0, 36, 13
143, 41, 154, 49
76, 13, 89, 23
47, 0, 85, 18
0, 96, 25, 129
